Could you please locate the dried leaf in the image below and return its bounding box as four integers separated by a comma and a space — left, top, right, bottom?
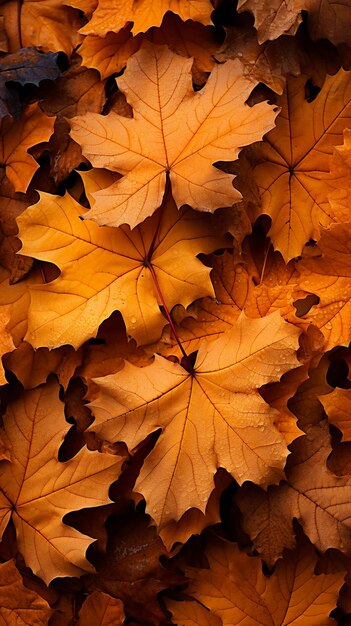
70, 43, 278, 228
0, 379, 124, 583
87, 312, 300, 526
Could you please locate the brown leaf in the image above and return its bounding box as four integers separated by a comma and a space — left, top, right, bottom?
237, 422, 351, 563
86, 510, 183, 625
77, 591, 124, 625
0, 560, 52, 624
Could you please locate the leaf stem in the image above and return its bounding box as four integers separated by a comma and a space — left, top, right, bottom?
145, 259, 191, 369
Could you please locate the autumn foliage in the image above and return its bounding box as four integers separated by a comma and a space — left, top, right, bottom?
2, 0, 351, 624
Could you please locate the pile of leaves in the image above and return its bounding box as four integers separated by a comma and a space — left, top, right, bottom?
1, 0, 351, 624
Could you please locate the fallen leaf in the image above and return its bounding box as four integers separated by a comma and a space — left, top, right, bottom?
86, 510, 183, 625
0, 102, 55, 193
79, 14, 218, 83
0, 305, 15, 384
0, 379, 124, 583
237, 422, 351, 563
1, 0, 83, 55
70, 43, 278, 228
185, 533, 345, 625
238, 0, 351, 48
251, 70, 351, 260
297, 222, 351, 350
0, 47, 61, 119
79, 0, 214, 36
17, 186, 227, 348
0, 560, 52, 624
167, 599, 221, 626
321, 388, 351, 442
87, 312, 300, 526
4, 342, 81, 389
77, 591, 124, 625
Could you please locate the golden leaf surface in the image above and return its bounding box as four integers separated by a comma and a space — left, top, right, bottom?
0, 305, 15, 385
168, 599, 221, 626
321, 388, 351, 442
0, 103, 55, 192
70, 43, 278, 228
79, 14, 217, 81
1, 0, 82, 54
252, 70, 351, 260
0, 379, 124, 583
0, 560, 52, 625
237, 423, 351, 563
79, 0, 214, 36
77, 591, 124, 626
185, 534, 344, 626
297, 222, 351, 350
87, 312, 300, 527
17, 186, 227, 348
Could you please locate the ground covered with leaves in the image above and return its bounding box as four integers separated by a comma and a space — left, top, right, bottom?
1, 0, 351, 624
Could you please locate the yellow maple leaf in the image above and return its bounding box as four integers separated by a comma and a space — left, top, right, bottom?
251, 69, 351, 260
87, 312, 300, 527
0, 379, 124, 583
16, 184, 228, 348
70, 43, 278, 228
78, 0, 214, 36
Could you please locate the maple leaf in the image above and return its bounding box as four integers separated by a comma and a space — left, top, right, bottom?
1, 0, 83, 55
297, 222, 351, 350
250, 69, 351, 260
0, 102, 55, 193
152, 245, 300, 359
238, 0, 351, 47
0, 560, 52, 624
0, 47, 61, 119
87, 312, 300, 527
236, 422, 351, 564
0, 379, 124, 583
85, 510, 183, 624
77, 591, 124, 626
321, 388, 351, 442
0, 305, 15, 384
70, 43, 278, 229
4, 342, 81, 389
79, 13, 217, 83
17, 184, 227, 348
167, 599, 221, 626
181, 534, 344, 626
78, 0, 214, 36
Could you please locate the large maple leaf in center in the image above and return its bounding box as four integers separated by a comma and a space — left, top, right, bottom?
70, 43, 278, 229
87, 312, 300, 527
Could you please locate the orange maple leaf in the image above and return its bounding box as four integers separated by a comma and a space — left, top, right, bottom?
78, 0, 214, 36
16, 182, 227, 348
70, 43, 278, 228
251, 70, 351, 260
79, 13, 217, 82
178, 534, 345, 625
1, 0, 83, 54
77, 591, 124, 626
0, 379, 124, 583
297, 222, 351, 350
87, 312, 300, 527
0, 560, 52, 624
0, 102, 55, 193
